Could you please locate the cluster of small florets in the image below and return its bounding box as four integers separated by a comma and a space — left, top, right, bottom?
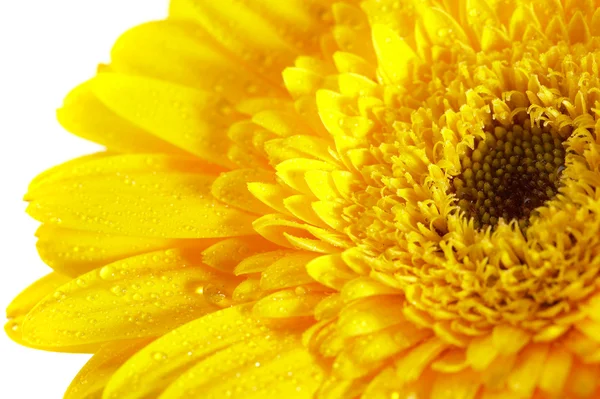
453, 118, 566, 230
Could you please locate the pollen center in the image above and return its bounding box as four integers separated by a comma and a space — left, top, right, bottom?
452, 118, 566, 229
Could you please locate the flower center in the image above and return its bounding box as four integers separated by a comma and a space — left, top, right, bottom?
452, 118, 566, 229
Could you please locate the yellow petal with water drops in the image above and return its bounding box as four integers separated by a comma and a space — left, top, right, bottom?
5, 273, 99, 353
304, 170, 341, 202
259, 252, 320, 291
28, 153, 223, 194
6, 272, 70, 320
21, 248, 234, 347
159, 333, 301, 397
247, 182, 294, 215
64, 338, 153, 399
317, 376, 369, 399
340, 276, 400, 302
480, 25, 510, 52
312, 200, 349, 231
232, 277, 265, 303
91, 73, 236, 167
430, 369, 481, 399
333, 52, 376, 82
234, 249, 296, 275
201, 236, 278, 274
506, 343, 549, 396
343, 324, 428, 370
337, 296, 405, 338
163, 341, 324, 399
272, 135, 339, 165
110, 20, 283, 103
331, 2, 376, 62
35, 225, 207, 277
538, 346, 572, 396
418, 5, 470, 47
103, 304, 269, 399
283, 67, 326, 98
169, 0, 297, 88
253, 288, 329, 319
27, 170, 256, 238
395, 337, 449, 383
57, 81, 183, 154
283, 195, 328, 227
211, 168, 277, 214
306, 254, 357, 290
241, 0, 334, 55
253, 110, 315, 137
362, 366, 433, 399
252, 214, 316, 247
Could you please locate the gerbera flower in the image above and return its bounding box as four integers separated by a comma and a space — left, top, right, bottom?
6, 0, 600, 397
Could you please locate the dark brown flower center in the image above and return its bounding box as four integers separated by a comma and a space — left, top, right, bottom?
452, 119, 566, 230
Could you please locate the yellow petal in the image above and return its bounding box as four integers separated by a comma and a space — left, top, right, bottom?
27, 170, 256, 238
253, 214, 315, 247
253, 289, 328, 318
160, 333, 304, 398
234, 249, 296, 275
276, 158, 338, 195
169, 0, 296, 87
492, 324, 530, 355
5, 273, 99, 353
395, 337, 449, 383
36, 225, 207, 277
259, 252, 320, 291
28, 153, 223, 192
538, 346, 572, 396
466, 333, 498, 370
507, 343, 549, 396
22, 248, 233, 347
201, 236, 277, 274
337, 296, 405, 337
211, 168, 277, 214
306, 254, 357, 290
430, 369, 480, 399
65, 338, 152, 399
164, 342, 324, 399
103, 304, 268, 399
371, 24, 416, 84
91, 73, 236, 167
57, 81, 183, 154
110, 20, 283, 103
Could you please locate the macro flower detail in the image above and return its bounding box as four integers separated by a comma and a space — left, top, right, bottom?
6, 0, 600, 398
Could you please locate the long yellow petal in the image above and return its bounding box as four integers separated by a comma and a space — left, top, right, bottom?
6, 273, 99, 353
110, 20, 284, 103
159, 333, 303, 398
36, 225, 211, 277
27, 170, 256, 238
21, 248, 234, 347
57, 81, 183, 154
104, 305, 270, 399
91, 73, 237, 167
65, 338, 153, 399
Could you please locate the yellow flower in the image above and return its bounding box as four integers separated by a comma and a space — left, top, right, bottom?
6, 0, 600, 397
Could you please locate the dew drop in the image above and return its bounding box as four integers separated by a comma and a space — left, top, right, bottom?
99, 266, 116, 280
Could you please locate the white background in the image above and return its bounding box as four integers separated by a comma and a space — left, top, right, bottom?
0, 1, 168, 397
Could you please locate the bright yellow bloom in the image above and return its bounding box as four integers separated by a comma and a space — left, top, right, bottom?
7, 0, 600, 397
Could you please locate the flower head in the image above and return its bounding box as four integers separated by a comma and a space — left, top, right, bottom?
7, 0, 600, 398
